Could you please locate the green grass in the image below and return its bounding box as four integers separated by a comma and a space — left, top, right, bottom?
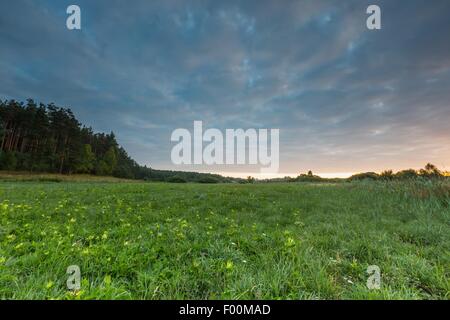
0, 181, 448, 299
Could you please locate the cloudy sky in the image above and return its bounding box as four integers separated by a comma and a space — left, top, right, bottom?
1, 0, 449, 177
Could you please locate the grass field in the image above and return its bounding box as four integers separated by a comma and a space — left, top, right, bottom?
0, 180, 449, 299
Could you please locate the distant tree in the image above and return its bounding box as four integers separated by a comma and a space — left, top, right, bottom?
247, 176, 256, 183
96, 146, 117, 176
349, 172, 379, 181
380, 170, 394, 180
75, 144, 96, 173
395, 169, 418, 180
420, 163, 442, 178
104, 146, 117, 172
166, 175, 187, 183
296, 171, 323, 182
95, 161, 109, 176
197, 176, 219, 184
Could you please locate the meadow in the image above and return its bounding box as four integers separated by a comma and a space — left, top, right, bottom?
0, 180, 448, 299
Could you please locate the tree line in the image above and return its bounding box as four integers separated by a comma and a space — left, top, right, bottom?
347, 163, 449, 181
0, 98, 238, 183
256, 164, 448, 183
1, 98, 447, 183
0, 99, 141, 178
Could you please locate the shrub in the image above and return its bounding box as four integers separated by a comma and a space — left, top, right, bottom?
380, 170, 394, 180
166, 175, 187, 183
349, 172, 379, 181
197, 176, 219, 184
395, 169, 419, 180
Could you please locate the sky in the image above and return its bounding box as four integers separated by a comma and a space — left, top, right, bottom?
1, 0, 450, 178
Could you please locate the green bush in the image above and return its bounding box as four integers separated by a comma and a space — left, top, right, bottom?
349, 172, 379, 181
166, 175, 187, 183
197, 176, 219, 184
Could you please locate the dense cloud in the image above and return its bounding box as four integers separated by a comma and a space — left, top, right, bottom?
1, 0, 449, 176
